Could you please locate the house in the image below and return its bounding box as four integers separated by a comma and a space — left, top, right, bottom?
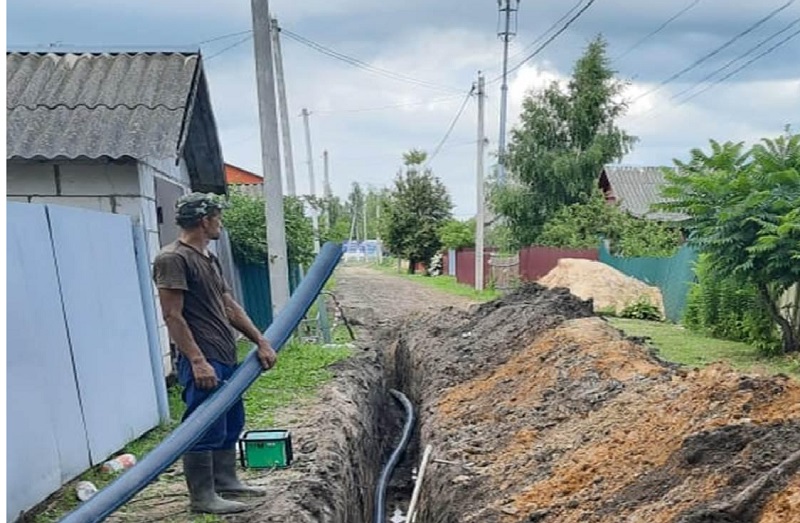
598, 165, 687, 222
226, 162, 263, 185
6, 50, 229, 373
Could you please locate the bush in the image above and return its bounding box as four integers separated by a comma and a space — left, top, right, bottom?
684, 254, 779, 354
620, 298, 662, 321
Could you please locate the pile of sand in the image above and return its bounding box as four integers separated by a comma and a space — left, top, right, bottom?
539, 258, 665, 317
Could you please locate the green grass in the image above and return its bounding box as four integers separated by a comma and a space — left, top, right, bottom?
28, 335, 351, 523
372, 263, 501, 302
607, 317, 800, 380
237, 339, 352, 428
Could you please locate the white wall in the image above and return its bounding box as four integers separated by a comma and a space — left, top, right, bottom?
6, 158, 192, 377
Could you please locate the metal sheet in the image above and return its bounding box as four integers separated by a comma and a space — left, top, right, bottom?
6, 202, 90, 521
47, 204, 159, 463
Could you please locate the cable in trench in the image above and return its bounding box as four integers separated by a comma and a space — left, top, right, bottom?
373, 389, 415, 523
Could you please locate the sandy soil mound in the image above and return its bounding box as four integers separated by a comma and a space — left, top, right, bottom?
393, 288, 800, 523
539, 258, 665, 317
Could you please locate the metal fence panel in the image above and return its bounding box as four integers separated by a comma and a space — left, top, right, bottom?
47, 205, 159, 464
6, 203, 90, 521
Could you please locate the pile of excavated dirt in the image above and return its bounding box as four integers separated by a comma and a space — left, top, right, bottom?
392, 284, 800, 523
539, 258, 666, 317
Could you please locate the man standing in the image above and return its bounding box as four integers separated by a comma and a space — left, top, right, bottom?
153, 193, 277, 514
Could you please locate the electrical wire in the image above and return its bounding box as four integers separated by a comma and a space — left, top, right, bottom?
280, 28, 462, 93
614, 0, 701, 61
204, 35, 253, 61
505, 0, 585, 65
425, 87, 475, 166
676, 26, 800, 105
633, 0, 796, 101
670, 16, 800, 102
312, 94, 464, 115
496, 0, 598, 81
197, 30, 253, 46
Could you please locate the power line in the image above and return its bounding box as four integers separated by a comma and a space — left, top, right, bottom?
197, 30, 253, 46
506, 0, 585, 65
203, 35, 253, 61
676, 26, 800, 105
280, 28, 462, 93
312, 94, 464, 115
498, 0, 598, 81
670, 16, 800, 102
633, 0, 796, 101
426, 87, 476, 166
614, 0, 701, 61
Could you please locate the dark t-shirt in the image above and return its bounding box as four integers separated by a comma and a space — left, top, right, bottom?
152, 241, 238, 366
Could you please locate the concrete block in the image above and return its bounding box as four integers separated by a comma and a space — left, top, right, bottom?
7, 196, 30, 203
30, 196, 113, 213
140, 199, 159, 234
137, 163, 156, 200
6, 163, 58, 195
113, 196, 145, 220
59, 162, 139, 196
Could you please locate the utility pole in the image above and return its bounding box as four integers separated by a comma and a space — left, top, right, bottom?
251, 0, 290, 314
475, 73, 486, 292
322, 150, 331, 229
301, 108, 321, 253
271, 18, 296, 197
497, 0, 520, 185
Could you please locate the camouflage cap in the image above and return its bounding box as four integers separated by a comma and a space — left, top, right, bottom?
175, 192, 229, 221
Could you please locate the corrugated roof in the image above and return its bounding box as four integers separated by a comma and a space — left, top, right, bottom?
6, 51, 225, 193
601, 165, 687, 222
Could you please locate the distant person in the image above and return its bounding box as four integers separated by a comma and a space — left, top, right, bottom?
153, 193, 277, 514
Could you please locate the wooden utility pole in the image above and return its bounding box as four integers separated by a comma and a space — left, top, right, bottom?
475, 73, 486, 292
301, 108, 321, 253
251, 0, 290, 314
271, 17, 296, 196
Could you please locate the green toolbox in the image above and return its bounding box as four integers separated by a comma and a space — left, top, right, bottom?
238, 430, 293, 469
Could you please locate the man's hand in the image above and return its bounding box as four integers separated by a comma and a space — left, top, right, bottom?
191, 358, 219, 390
257, 339, 277, 370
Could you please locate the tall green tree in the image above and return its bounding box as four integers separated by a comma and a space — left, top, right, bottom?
385, 150, 453, 273
660, 133, 800, 353
224, 188, 314, 267
492, 36, 637, 247
439, 218, 475, 250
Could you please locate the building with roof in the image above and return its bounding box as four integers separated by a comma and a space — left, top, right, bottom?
6, 50, 230, 376
7, 50, 227, 256
226, 163, 263, 185
598, 165, 687, 222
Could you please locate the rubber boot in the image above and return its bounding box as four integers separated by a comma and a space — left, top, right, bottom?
213, 449, 267, 497
183, 451, 249, 514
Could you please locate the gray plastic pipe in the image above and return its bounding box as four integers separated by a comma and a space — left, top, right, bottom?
59, 242, 342, 523
373, 389, 415, 523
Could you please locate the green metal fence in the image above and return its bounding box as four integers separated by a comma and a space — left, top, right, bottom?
237, 262, 303, 332
598, 242, 698, 323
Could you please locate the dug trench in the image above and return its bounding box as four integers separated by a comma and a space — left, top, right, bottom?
229, 282, 800, 522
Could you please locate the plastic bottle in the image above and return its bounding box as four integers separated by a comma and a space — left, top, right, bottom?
100, 453, 137, 473
76, 481, 98, 501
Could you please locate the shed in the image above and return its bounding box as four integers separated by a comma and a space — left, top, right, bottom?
598, 165, 687, 222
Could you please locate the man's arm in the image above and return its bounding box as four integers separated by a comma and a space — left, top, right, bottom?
223, 292, 277, 370
159, 288, 218, 390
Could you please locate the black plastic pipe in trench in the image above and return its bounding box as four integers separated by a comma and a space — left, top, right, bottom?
59, 242, 343, 523
374, 389, 415, 523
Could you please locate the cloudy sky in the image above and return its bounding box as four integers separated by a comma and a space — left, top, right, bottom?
8, 0, 800, 217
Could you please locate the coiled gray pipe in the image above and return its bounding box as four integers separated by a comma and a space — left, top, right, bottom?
59, 242, 342, 523
374, 389, 415, 523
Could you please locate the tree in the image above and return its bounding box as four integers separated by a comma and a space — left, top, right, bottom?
224, 187, 314, 267
660, 132, 800, 353
439, 219, 475, 250
537, 192, 681, 257
385, 151, 453, 273
492, 36, 637, 247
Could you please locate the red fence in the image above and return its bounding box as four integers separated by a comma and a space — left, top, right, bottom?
518, 246, 599, 281
454, 248, 495, 288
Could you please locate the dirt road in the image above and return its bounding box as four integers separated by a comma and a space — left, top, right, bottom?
333, 266, 473, 322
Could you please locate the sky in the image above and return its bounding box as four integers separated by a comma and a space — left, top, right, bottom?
7, 0, 800, 218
